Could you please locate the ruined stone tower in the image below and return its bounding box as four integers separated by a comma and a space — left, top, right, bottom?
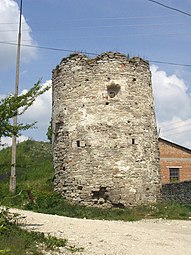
52, 52, 161, 207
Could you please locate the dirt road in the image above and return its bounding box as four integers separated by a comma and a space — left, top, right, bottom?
9, 208, 191, 255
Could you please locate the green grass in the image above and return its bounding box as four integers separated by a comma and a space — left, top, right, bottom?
0, 207, 81, 255
0, 140, 191, 222
0, 139, 54, 203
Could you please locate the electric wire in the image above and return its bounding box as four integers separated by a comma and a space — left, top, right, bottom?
162, 122, 191, 133
147, 0, 191, 17
0, 22, 188, 32
162, 128, 191, 137
0, 15, 179, 24
0, 41, 191, 68
1, 32, 189, 39
159, 118, 191, 128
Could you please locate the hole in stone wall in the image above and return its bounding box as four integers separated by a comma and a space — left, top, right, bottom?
111, 203, 125, 209
64, 131, 69, 137
107, 83, 121, 98
92, 187, 108, 200
109, 91, 115, 98
133, 78, 136, 82
85, 78, 89, 81
77, 141, 80, 147
132, 138, 135, 145
106, 102, 109, 105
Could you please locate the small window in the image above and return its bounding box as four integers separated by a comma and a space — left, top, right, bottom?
107, 83, 121, 98
77, 141, 80, 147
132, 138, 135, 145
169, 168, 179, 183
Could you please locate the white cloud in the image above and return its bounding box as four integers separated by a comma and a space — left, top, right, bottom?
151, 65, 191, 148
0, 80, 52, 144
0, 0, 37, 68
0, 135, 28, 150
19, 80, 52, 138
1, 66, 191, 149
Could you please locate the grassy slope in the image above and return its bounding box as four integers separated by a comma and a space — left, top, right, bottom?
0, 142, 81, 254
0, 140, 54, 194
0, 140, 191, 221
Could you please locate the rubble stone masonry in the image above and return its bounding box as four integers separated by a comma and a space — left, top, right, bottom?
52, 52, 161, 207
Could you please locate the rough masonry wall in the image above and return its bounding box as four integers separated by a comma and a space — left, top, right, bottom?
52, 52, 161, 207
162, 181, 191, 204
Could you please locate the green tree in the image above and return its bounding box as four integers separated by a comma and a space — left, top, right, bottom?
46, 120, 52, 144
0, 81, 50, 143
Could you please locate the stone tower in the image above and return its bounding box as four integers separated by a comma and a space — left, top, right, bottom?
52, 52, 161, 207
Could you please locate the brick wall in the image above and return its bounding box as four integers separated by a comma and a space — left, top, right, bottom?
159, 138, 191, 184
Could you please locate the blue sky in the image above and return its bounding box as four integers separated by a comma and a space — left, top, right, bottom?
0, 0, 191, 148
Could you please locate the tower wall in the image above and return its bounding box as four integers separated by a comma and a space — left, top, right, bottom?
52, 52, 161, 207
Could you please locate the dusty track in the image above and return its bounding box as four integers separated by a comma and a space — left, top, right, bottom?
9, 208, 191, 255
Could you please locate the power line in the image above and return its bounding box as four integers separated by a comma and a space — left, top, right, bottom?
162, 122, 191, 133
0, 22, 188, 32
66, 14, 179, 21
0, 30, 28, 32
147, 0, 191, 17
1, 31, 190, 39
0, 15, 179, 24
0, 41, 191, 68
149, 60, 191, 68
159, 118, 191, 128
163, 128, 191, 137
0, 41, 97, 55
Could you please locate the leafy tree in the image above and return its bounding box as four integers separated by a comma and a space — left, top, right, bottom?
46, 120, 52, 144
0, 81, 50, 143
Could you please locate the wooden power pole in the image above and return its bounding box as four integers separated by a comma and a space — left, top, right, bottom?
9, 0, 23, 193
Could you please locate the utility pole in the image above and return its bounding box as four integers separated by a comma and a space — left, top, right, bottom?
9, 0, 23, 193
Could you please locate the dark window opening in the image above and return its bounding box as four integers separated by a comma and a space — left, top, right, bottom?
85, 78, 89, 81
106, 102, 109, 105
132, 138, 135, 145
76, 141, 80, 147
107, 83, 121, 98
169, 168, 179, 183
133, 78, 136, 82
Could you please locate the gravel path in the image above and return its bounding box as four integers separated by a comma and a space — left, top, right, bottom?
8, 208, 191, 255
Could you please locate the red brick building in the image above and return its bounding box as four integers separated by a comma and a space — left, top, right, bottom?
159, 138, 191, 184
